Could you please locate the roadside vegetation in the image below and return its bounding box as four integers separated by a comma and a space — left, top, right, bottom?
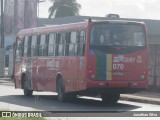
49, 0, 81, 18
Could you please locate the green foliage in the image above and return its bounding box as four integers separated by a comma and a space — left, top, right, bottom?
49, 0, 81, 18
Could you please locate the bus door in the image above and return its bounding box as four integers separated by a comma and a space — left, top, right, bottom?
20, 36, 35, 90
14, 38, 23, 88
24, 35, 39, 91
37, 34, 50, 91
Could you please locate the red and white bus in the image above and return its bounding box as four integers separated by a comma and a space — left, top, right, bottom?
14, 19, 148, 104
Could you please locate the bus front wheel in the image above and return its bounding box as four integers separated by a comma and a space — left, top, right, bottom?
101, 93, 120, 104
23, 77, 33, 96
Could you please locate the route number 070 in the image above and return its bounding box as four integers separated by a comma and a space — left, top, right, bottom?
113, 64, 124, 70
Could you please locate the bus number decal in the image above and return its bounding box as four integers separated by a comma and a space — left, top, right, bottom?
113, 64, 124, 70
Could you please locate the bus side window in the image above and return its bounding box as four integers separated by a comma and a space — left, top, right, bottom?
55, 33, 59, 56
21, 37, 25, 57
57, 33, 65, 56
31, 35, 38, 57
23, 36, 29, 57
16, 38, 23, 59
48, 33, 56, 56
75, 31, 80, 56
61, 33, 67, 56
27, 37, 31, 57
39, 34, 47, 56
69, 31, 77, 56
65, 32, 70, 56
78, 30, 86, 56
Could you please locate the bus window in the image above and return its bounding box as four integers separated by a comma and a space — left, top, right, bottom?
23, 36, 29, 57
65, 33, 70, 56
48, 33, 56, 56
69, 31, 77, 56
28, 37, 32, 57
15, 40, 22, 59
77, 30, 86, 56
57, 33, 65, 56
75, 31, 79, 56
31, 35, 38, 57
39, 34, 47, 56
90, 24, 145, 47
133, 32, 145, 46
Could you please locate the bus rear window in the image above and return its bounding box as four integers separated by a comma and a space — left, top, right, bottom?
90, 24, 146, 47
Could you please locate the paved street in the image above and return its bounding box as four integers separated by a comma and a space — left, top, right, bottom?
0, 79, 160, 113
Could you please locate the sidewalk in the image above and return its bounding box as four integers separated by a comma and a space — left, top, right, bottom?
0, 77, 14, 86
1, 77, 160, 105
120, 91, 160, 105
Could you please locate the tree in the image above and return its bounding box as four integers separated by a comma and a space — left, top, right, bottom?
49, 0, 81, 18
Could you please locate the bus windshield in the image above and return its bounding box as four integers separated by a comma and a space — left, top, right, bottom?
90, 24, 146, 47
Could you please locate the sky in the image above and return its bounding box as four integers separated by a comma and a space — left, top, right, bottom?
39, 0, 160, 20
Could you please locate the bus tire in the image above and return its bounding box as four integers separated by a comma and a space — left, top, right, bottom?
57, 77, 67, 102
101, 93, 120, 104
23, 76, 33, 97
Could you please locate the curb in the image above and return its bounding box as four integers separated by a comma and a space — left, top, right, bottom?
0, 78, 11, 81
0, 78, 14, 86
0, 78, 13, 82
120, 94, 160, 105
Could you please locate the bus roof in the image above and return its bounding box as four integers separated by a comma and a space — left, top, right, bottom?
89, 19, 145, 25
17, 19, 145, 37
17, 22, 88, 37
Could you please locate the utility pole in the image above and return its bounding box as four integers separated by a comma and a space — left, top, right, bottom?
0, 0, 5, 77
1, 0, 4, 48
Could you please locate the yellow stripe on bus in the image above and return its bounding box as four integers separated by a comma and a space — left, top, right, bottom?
106, 54, 112, 80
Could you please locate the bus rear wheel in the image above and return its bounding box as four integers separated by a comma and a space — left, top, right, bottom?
57, 77, 67, 102
101, 93, 120, 104
23, 77, 33, 96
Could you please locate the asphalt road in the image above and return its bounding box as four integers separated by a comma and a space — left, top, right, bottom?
0, 80, 160, 113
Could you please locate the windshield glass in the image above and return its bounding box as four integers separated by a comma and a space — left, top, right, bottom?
90, 24, 146, 47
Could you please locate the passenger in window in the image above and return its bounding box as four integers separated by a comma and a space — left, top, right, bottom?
112, 33, 120, 45
80, 31, 84, 43
100, 30, 111, 45
100, 34, 105, 44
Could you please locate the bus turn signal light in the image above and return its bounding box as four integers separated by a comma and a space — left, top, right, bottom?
89, 70, 93, 74
88, 69, 95, 79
